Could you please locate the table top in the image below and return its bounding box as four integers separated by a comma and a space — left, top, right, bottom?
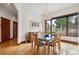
39, 36, 54, 41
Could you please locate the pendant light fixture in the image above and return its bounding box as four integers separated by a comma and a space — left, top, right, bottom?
42, 3, 51, 20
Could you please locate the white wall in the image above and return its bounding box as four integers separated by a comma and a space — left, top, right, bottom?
0, 17, 1, 42
0, 6, 17, 42
15, 4, 44, 43
78, 13, 79, 45
15, 4, 24, 43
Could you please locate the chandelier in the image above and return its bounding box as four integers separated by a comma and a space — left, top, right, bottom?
42, 3, 51, 20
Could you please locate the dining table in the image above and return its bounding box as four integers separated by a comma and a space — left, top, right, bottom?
38, 35, 55, 54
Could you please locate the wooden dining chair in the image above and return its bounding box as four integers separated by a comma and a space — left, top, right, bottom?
27, 32, 34, 49
47, 33, 57, 54
54, 33, 61, 54
48, 33, 61, 54
34, 32, 46, 54
56, 33, 61, 50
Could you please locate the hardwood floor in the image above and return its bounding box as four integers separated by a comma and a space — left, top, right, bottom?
0, 39, 55, 55
0, 39, 17, 48
0, 39, 78, 55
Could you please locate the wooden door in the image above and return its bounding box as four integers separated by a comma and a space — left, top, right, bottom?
13, 21, 17, 38
1, 17, 10, 42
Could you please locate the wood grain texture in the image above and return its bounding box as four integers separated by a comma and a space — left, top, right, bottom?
1, 17, 10, 42
0, 39, 78, 55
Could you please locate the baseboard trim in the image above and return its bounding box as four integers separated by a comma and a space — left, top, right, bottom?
17, 41, 26, 45
21, 41, 26, 43
61, 39, 78, 45
10, 38, 14, 40
0, 38, 17, 44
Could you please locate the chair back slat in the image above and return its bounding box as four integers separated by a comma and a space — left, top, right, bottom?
34, 32, 38, 44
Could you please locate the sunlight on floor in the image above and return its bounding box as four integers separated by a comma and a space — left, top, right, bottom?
0, 41, 79, 55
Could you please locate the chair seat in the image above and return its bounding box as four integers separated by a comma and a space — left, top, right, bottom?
49, 42, 54, 46
45, 42, 54, 46
35, 41, 46, 46
38, 42, 44, 46
56, 40, 59, 42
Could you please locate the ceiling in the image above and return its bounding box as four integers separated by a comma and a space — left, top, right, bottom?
0, 3, 79, 18
22, 3, 79, 14
0, 3, 17, 17
47, 3, 79, 12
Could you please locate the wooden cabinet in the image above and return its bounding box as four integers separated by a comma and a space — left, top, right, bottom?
27, 32, 33, 43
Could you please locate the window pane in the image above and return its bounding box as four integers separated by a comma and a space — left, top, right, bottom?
68, 15, 78, 37
52, 17, 66, 35
46, 20, 51, 35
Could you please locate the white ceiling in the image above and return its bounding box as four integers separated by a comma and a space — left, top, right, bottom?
0, 3, 79, 17
0, 3, 17, 17
22, 3, 79, 14
47, 3, 79, 12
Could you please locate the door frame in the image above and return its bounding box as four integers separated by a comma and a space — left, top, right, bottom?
13, 21, 18, 39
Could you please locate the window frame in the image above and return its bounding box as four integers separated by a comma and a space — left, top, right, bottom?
45, 13, 78, 36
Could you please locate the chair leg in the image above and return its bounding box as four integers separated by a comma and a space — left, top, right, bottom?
53, 46, 55, 54
31, 41, 33, 49
34, 45, 35, 54
53, 45, 57, 55
43, 44, 46, 54
51, 46, 53, 54
37, 45, 39, 54
58, 42, 60, 54
48, 45, 50, 55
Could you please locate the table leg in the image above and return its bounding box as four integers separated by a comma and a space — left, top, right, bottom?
31, 42, 33, 49
43, 43, 46, 54
37, 45, 39, 55
48, 42, 50, 55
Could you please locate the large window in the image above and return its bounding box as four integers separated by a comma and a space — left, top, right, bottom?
68, 15, 78, 37
45, 13, 78, 37
52, 17, 66, 35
